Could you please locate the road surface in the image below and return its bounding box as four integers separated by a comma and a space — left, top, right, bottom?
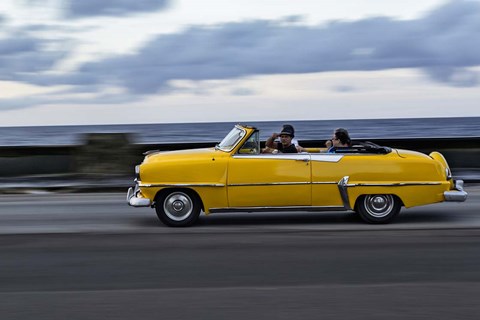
1, 185, 479, 319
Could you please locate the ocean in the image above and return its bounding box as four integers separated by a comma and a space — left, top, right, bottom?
0, 117, 479, 146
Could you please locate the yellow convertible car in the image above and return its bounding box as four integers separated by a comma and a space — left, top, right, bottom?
127, 124, 467, 227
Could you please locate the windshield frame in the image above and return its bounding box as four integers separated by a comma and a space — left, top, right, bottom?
237, 130, 260, 155
216, 125, 247, 152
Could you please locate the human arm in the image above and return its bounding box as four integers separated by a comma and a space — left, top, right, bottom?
325, 139, 333, 149
265, 133, 279, 148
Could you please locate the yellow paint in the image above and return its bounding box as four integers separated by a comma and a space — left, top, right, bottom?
134, 125, 457, 213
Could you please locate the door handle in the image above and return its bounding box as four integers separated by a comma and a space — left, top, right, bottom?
296, 158, 310, 162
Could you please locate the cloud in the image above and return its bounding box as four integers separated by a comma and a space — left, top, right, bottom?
2, 0, 480, 106
64, 0, 170, 18
0, 34, 67, 80
333, 85, 356, 93
231, 87, 256, 96
56, 0, 479, 93
425, 66, 478, 87
0, 90, 137, 111
0, 37, 37, 55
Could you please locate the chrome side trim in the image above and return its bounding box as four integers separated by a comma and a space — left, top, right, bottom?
139, 181, 442, 188
312, 181, 338, 185
310, 154, 344, 162
337, 176, 352, 210
232, 154, 344, 162
228, 182, 310, 187
139, 183, 225, 188
232, 154, 310, 161
352, 182, 442, 187
209, 206, 346, 213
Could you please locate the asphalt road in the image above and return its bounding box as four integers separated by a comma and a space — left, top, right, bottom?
1, 185, 480, 320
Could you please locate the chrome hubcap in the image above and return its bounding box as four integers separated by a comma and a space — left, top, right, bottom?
164, 192, 193, 221
364, 194, 394, 218
172, 200, 184, 211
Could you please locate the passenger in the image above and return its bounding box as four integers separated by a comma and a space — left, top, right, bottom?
265, 124, 305, 152
263, 125, 298, 153
326, 128, 352, 153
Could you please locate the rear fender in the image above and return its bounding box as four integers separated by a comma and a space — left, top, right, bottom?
429, 151, 453, 188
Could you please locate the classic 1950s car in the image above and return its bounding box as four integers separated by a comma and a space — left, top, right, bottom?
127, 124, 467, 227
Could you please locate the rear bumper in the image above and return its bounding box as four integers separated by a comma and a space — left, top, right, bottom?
127, 186, 151, 207
444, 180, 468, 202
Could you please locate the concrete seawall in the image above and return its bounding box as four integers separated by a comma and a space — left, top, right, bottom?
0, 134, 479, 191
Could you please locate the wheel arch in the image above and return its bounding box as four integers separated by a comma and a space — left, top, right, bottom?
353, 193, 404, 210
354, 193, 403, 224
154, 187, 205, 212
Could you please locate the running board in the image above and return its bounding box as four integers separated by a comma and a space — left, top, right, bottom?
209, 206, 347, 214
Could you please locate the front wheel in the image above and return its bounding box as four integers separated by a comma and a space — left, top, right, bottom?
355, 194, 401, 224
155, 190, 201, 227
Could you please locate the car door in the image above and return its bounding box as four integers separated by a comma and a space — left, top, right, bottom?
310, 154, 347, 207
227, 153, 312, 207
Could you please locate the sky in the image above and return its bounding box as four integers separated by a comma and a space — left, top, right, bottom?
0, 0, 479, 126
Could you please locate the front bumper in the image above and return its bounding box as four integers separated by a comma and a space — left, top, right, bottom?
444, 180, 468, 202
127, 185, 151, 207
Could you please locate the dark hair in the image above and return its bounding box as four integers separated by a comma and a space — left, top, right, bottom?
334, 128, 351, 146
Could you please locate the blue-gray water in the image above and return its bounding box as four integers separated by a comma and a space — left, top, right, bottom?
0, 117, 479, 146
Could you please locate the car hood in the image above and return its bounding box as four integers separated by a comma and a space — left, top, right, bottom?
143, 147, 221, 163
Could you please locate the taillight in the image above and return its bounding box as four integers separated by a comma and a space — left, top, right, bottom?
445, 167, 452, 180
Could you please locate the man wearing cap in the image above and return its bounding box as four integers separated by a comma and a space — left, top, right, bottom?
264, 125, 298, 153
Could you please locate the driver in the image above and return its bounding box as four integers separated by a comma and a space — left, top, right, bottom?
263, 125, 298, 153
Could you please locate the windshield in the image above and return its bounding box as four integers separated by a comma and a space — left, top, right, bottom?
217, 126, 246, 152
238, 131, 260, 154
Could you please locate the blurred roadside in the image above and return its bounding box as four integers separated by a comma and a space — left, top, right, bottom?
0, 133, 479, 194
0, 174, 132, 194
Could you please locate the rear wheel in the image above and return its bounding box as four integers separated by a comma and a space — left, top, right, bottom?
355, 194, 401, 224
155, 190, 201, 227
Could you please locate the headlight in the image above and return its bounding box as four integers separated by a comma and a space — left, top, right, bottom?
135, 165, 141, 181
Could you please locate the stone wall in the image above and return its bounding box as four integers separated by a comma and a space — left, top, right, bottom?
0, 135, 479, 179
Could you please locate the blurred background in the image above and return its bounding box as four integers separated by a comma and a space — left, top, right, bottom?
0, 0, 479, 126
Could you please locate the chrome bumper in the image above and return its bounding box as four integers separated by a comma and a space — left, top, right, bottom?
127, 186, 151, 207
444, 180, 468, 202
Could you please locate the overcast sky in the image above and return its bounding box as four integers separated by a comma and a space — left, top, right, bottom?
0, 0, 479, 126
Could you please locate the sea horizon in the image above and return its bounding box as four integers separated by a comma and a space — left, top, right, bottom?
0, 116, 479, 146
